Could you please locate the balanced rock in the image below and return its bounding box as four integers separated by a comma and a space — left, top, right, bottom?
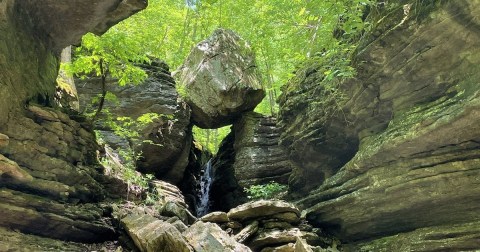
177, 28, 265, 129
184, 221, 252, 252
228, 200, 300, 222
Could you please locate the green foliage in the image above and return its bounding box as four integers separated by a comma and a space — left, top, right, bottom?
66, 32, 149, 86
98, 133, 161, 205
72, 0, 372, 116
244, 181, 288, 200
192, 125, 230, 154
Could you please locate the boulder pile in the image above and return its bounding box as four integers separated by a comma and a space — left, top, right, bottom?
201, 200, 335, 252
119, 198, 336, 252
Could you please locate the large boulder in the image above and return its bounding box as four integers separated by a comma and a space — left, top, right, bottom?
211, 112, 292, 211
184, 221, 252, 252
278, 0, 480, 250
77, 60, 192, 183
177, 28, 265, 129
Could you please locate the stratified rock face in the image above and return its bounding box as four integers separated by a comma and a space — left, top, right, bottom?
233, 112, 293, 187
77, 60, 192, 184
211, 112, 292, 211
0, 0, 146, 248
278, 1, 480, 249
177, 29, 265, 129
0, 106, 115, 242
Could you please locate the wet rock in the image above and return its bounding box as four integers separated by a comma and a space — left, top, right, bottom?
200, 211, 229, 223
228, 200, 300, 222
177, 28, 265, 129
184, 221, 252, 252
121, 214, 193, 252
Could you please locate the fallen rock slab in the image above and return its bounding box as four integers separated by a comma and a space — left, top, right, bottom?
200, 211, 229, 223
228, 200, 300, 222
235, 220, 259, 243
184, 221, 252, 252
122, 214, 193, 252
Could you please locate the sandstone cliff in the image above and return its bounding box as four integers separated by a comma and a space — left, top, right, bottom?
0, 0, 146, 249
278, 1, 480, 250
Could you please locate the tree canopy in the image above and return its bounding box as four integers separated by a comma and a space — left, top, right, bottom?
69, 0, 371, 152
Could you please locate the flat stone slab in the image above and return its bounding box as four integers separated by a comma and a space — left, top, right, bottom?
227, 200, 300, 222
200, 211, 229, 223
184, 221, 252, 252
121, 214, 193, 252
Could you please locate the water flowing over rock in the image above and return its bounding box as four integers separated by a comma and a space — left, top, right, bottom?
196, 159, 214, 216
176, 28, 265, 129
278, 1, 480, 250
77, 60, 192, 184
211, 112, 292, 211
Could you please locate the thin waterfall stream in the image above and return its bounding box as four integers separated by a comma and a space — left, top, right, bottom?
196, 159, 213, 217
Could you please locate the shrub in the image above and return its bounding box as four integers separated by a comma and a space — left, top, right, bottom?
244, 181, 288, 200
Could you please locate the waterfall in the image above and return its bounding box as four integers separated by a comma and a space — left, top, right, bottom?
196, 159, 213, 217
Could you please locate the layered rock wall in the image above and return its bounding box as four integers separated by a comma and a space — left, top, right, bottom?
0, 0, 146, 249
77, 60, 192, 183
278, 1, 480, 249
211, 112, 292, 211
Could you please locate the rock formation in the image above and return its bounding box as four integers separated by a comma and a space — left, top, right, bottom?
77, 59, 192, 183
211, 112, 292, 211
176, 28, 265, 129
0, 0, 146, 250
278, 1, 480, 250
199, 200, 335, 251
